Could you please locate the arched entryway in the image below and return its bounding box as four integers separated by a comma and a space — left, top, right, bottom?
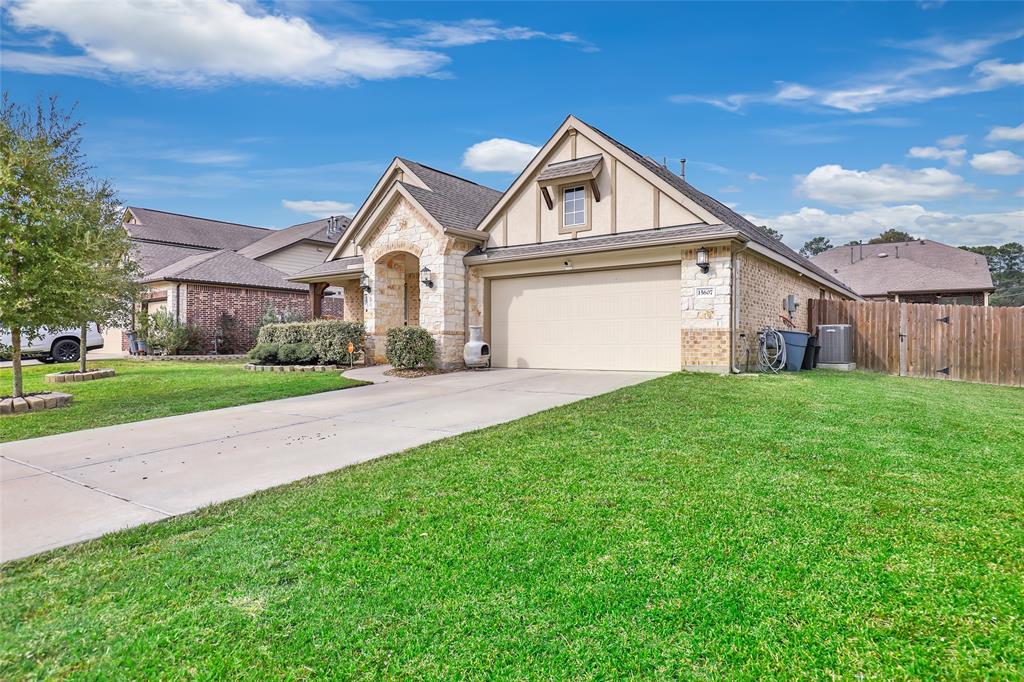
372, 251, 421, 336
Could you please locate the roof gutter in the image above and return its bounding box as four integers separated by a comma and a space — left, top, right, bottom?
464, 228, 740, 266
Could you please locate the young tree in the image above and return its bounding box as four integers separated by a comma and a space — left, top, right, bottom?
800, 236, 833, 258
65, 194, 141, 372
759, 225, 784, 241
0, 94, 129, 395
868, 229, 915, 244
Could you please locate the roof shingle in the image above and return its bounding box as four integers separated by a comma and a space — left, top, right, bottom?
126, 207, 270, 250
399, 159, 502, 233
142, 249, 306, 291
810, 240, 994, 296
238, 216, 349, 259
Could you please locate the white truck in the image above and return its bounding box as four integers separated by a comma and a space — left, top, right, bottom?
0, 324, 104, 363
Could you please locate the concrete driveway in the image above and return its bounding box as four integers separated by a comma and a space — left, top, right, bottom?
1, 366, 661, 562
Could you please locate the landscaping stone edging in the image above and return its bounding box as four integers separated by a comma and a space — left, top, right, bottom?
129, 354, 248, 362
243, 363, 340, 373
0, 392, 73, 416
44, 368, 115, 383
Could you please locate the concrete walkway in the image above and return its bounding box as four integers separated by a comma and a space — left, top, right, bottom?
1, 367, 661, 562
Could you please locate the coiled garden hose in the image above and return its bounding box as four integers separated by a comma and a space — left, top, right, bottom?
758, 326, 786, 373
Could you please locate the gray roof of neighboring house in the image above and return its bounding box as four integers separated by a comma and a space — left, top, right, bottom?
537, 154, 603, 182
238, 215, 350, 259
288, 256, 365, 281
585, 122, 854, 293
126, 207, 271, 250
399, 159, 502, 233
467, 223, 736, 263
132, 240, 212, 276
810, 240, 995, 296
142, 249, 307, 292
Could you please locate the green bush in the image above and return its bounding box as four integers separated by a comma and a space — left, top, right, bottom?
257, 320, 366, 364
277, 342, 317, 365
142, 310, 203, 355
247, 343, 280, 365
385, 326, 435, 369
307, 320, 365, 364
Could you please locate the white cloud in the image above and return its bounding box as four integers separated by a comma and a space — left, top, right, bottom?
3, 0, 450, 85
986, 123, 1024, 143
937, 134, 967, 148
158, 149, 250, 166
670, 30, 1024, 113
907, 146, 966, 166
746, 205, 1024, 247
969, 150, 1024, 175
407, 19, 586, 49
462, 138, 539, 172
973, 59, 1024, 87
281, 199, 356, 218
798, 164, 971, 206
748, 172, 767, 182
719, 185, 741, 194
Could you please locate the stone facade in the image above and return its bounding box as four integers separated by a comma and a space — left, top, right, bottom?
680, 244, 732, 372
360, 197, 475, 368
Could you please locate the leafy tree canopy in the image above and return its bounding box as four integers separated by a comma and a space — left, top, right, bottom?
800, 236, 833, 258
868, 229, 915, 244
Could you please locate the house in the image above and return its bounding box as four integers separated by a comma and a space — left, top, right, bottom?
810, 240, 995, 305
104, 207, 349, 353
290, 115, 858, 373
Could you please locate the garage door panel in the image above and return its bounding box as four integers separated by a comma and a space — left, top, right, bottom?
491, 265, 680, 372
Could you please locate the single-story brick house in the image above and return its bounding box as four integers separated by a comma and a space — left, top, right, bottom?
104, 207, 349, 353
810, 240, 995, 305
291, 115, 859, 372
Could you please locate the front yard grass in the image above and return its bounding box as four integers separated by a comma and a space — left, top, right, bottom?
0, 360, 365, 442
1, 371, 1022, 678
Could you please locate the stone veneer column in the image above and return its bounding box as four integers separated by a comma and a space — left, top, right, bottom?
341, 280, 364, 323
680, 244, 732, 373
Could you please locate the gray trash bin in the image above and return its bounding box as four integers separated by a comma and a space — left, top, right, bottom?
778, 330, 810, 371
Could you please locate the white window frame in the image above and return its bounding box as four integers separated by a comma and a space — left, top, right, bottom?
560, 184, 590, 233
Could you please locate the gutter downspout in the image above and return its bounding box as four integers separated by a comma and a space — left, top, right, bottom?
175, 283, 182, 323
730, 240, 751, 374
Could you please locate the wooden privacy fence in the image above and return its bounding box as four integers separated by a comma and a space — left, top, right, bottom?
807, 299, 1023, 387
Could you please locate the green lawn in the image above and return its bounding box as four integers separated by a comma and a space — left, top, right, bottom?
1, 371, 1022, 679
0, 360, 364, 442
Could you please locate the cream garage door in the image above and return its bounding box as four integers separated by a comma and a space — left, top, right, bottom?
490, 264, 680, 371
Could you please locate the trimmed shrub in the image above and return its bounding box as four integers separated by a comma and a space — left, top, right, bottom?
256, 320, 366, 364
247, 343, 280, 365
256, 322, 306, 346
385, 326, 435, 369
308, 320, 365, 364
277, 342, 317, 365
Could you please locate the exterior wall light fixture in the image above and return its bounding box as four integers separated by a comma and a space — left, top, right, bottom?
696, 247, 710, 274
360, 272, 371, 293
421, 266, 434, 288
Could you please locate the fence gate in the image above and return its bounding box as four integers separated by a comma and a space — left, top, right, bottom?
808, 299, 1023, 388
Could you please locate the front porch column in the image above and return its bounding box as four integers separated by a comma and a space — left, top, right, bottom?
342, 280, 364, 322
309, 282, 328, 319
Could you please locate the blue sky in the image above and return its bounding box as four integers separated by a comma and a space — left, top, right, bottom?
2, 0, 1022, 249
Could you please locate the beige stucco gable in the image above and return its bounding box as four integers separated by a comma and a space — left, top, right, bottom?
479, 115, 723, 249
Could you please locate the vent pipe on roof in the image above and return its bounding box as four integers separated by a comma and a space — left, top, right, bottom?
680, 158, 687, 179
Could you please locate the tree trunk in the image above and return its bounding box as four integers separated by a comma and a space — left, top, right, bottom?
11, 328, 23, 398
80, 322, 88, 373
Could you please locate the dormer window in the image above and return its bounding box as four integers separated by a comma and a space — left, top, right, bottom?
563, 186, 587, 228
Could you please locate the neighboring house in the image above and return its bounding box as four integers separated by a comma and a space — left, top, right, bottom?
811, 240, 996, 305
290, 115, 858, 373
106, 207, 349, 353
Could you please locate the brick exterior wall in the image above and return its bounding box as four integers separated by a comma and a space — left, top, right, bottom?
182, 284, 340, 353
734, 250, 845, 371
